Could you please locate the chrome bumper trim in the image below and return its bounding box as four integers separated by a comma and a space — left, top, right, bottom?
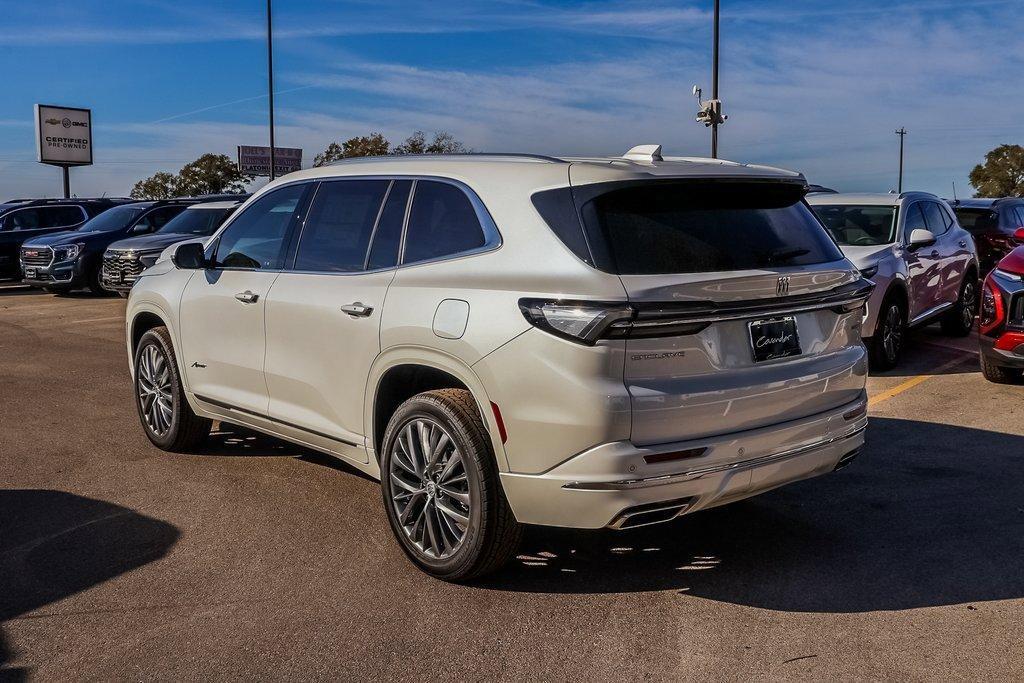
562, 425, 866, 491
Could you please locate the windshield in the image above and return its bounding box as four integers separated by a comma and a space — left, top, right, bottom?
77, 205, 148, 232
156, 207, 232, 236
577, 181, 843, 275
812, 205, 897, 246
952, 207, 998, 234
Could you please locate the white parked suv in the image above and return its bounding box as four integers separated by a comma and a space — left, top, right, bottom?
808, 192, 979, 369
125, 147, 873, 580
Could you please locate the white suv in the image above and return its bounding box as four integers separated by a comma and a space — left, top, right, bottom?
126, 147, 873, 580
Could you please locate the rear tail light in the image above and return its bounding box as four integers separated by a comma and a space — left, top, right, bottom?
980, 275, 1005, 335
518, 299, 635, 345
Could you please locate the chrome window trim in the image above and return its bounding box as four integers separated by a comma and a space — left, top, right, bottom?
250, 175, 502, 277
1, 204, 88, 231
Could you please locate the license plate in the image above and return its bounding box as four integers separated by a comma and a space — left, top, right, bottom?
24, 267, 36, 279
748, 316, 801, 363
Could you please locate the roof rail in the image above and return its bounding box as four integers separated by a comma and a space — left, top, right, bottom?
326, 152, 566, 166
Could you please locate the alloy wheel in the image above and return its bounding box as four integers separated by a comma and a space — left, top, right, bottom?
137, 343, 174, 436
882, 304, 903, 363
961, 281, 977, 329
388, 417, 471, 560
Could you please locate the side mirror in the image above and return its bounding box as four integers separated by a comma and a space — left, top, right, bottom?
172, 242, 207, 269
907, 228, 936, 250
1013, 227, 1024, 243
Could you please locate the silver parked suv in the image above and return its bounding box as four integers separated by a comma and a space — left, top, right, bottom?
808, 192, 979, 369
125, 146, 873, 580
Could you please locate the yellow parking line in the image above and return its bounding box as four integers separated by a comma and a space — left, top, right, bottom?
868, 355, 972, 407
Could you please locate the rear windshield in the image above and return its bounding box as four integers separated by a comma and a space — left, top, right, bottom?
576, 181, 843, 275
812, 204, 897, 246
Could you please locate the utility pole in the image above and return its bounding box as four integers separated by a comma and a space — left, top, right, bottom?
711, 0, 721, 158
895, 127, 907, 193
267, 0, 276, 181
62, 167, 70, 199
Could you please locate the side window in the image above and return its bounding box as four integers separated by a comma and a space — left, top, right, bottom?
403, 181, 487, 265
1012, 207, 1024, 229
367, 180, 411, 270
145, 206, 185, 230
903, 203, 927, 240
215, 184, 306, 269
922, 201, 950, 236
8, 209, 43, 230
43, 206, 86, 228
293, 180, 389, 272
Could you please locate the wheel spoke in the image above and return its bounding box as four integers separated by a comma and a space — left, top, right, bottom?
426, 433, 449, 470
435, 499, 469, 526
390, 472, 422, 495
438, 485, 470, 505
424, 501, 442, 557
437, 450, 463, 484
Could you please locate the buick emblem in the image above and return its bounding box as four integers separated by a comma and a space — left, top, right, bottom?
776, 276, 791, 296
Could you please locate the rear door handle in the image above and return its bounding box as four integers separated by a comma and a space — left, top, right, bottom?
341, 302, 373, 317
234, 290, 259, 304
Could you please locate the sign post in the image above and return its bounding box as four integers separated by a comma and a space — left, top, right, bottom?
35, 104, 93, 198
237, 145, 302, 177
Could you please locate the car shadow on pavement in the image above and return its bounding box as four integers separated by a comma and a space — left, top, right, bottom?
481, 417, 1024, 612
0, 490, 179, 679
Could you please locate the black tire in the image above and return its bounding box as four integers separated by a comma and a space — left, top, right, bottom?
134, 326, 211, 451
117, 291, 129, 299
869, 295, 906, 370
87, 265, 109, 296
941, 276, 978, 336
980, 353, 1023, 384
380, 389, 523, 581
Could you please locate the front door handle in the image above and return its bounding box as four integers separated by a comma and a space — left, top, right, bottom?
341, 302, 373, 317
235, 290, 259, 304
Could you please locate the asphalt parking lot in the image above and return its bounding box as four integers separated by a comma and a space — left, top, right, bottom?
1, 284, 1022, 681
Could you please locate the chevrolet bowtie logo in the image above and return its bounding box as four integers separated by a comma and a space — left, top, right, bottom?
776, 276, 791, 296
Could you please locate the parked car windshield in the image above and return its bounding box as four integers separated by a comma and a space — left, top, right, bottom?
156, 207, 233, 236
812, 205, 897, 246
578, 181, 843, 274
76, 204, 148, 232
952, 207, 998, 234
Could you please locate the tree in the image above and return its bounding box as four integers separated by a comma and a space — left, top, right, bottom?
313, 131, 469, 166
174, 153, 252, 196
130, 153, 251, 199
313, 133, 391, 166
969, 144, 1024, 197
393, 130, 469, 155
130, 171, 178, 199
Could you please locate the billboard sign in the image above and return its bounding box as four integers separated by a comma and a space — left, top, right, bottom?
237, 145, 302, 176
35, 104, 92, 166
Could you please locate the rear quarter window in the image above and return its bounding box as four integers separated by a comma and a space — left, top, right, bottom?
576, 181, 843, 275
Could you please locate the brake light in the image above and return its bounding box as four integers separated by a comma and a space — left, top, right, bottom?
519, 299, 635, 345
979, 275, 1005, 335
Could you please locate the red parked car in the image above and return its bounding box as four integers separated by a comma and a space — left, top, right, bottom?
979, 246, 1024, 383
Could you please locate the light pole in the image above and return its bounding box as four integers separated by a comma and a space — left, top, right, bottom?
895, 127, 907, 193
711, 0, 720, 158
267, 0, 276, 181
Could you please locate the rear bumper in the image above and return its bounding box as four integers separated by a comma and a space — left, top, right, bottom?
500, 392, 868, 529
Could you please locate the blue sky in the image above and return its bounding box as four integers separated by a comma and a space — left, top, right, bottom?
1, 0, 1022, 198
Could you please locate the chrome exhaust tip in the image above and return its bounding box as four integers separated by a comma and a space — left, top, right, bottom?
607, 497, 694, 530
833, 447, 862, 472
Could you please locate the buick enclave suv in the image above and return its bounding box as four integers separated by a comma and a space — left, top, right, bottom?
125, 147, 873, 580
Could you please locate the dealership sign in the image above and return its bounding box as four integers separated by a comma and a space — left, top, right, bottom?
237, 145, 302, 176
35, 104, 92, 166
